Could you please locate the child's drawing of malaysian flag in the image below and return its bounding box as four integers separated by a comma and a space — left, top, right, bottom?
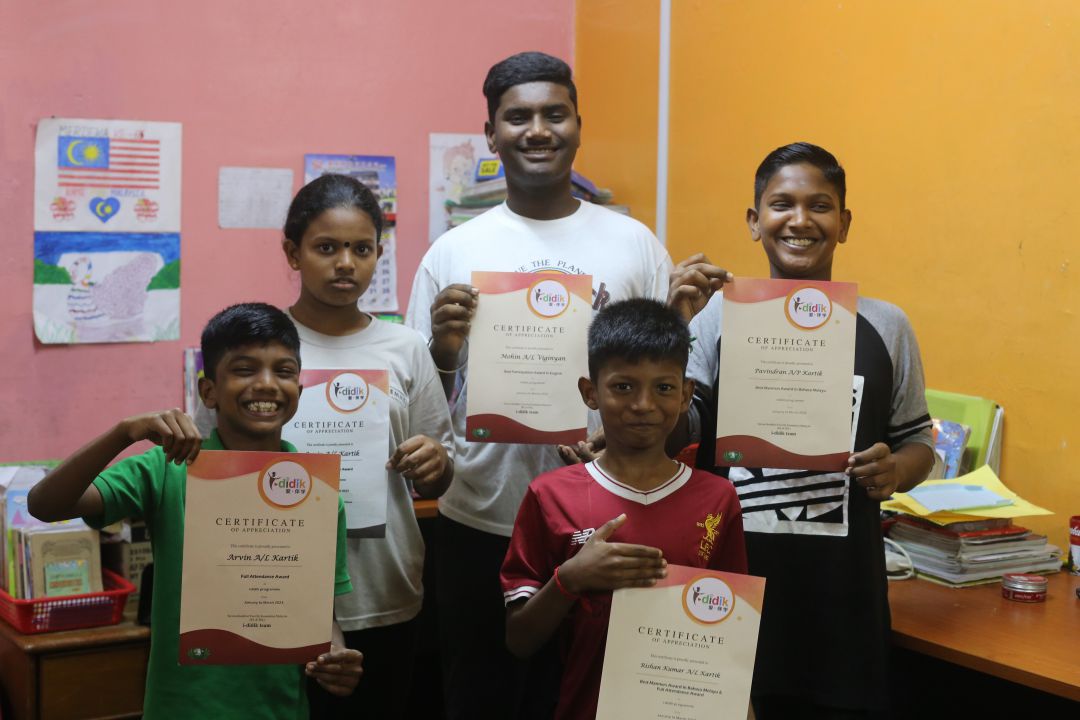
57, 135, 161, 191
35, 118, 181, 233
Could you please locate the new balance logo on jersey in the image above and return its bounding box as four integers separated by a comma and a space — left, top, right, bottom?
569, 528, 595, 546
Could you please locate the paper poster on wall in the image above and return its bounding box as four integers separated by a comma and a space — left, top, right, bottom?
183, 347, 217, 438
33, 232, 180, 344
34, 118, 181, 233
33, 118, 181, 344
428, 133, 504, 244
304, 154, 398, 312
218, 167, 295, 229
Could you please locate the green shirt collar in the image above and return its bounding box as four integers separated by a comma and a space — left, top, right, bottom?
204, 429, 297, 453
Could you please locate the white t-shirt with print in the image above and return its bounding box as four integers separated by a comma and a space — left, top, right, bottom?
405, 201, 672, 536
289, 312, 454, 631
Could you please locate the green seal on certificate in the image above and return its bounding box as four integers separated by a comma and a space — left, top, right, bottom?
187, 647, 211, 661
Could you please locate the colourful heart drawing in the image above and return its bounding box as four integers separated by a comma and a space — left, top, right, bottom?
89, 197, 120, 223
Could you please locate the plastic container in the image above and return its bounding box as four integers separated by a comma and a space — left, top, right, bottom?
0, 569, 135, 634
1000, 573, 1048, 603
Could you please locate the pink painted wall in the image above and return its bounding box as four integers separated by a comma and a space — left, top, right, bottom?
0, 0, 573, 461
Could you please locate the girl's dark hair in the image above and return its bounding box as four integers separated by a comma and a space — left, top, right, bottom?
283, 174, 384, 244
754, 142, 846, 210
587, 298, 690, 381
201, 303, 300, 381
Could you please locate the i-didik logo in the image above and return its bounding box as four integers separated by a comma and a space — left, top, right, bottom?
682, 576, 736, 625
325, 372, 370, 413
527, 278, 570, 319
785, 287, 832, 330
258, 460, 311, 509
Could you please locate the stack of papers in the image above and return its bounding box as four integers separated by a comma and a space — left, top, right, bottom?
885, 466, 1059, 586
905, 483, 1012, 513
884, 465, 1052, 524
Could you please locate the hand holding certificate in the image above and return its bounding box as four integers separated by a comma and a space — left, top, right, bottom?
715, 278, 857, 470
179, 450, 341, 665
596, 566, 765, 719
466, 271, 592, 444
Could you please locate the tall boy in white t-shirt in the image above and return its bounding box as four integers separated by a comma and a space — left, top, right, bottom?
405, 51, 729, 718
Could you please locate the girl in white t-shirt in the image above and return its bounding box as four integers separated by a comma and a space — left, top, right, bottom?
282, 174, 454, 719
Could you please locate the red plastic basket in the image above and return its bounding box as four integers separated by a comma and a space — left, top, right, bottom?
0, 568, 135, 634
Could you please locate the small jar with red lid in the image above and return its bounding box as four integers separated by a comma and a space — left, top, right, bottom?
1000, 573, 1048, 603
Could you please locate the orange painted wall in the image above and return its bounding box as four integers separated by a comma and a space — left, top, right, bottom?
574, 0, 659, 232
577, 0, 1079, 547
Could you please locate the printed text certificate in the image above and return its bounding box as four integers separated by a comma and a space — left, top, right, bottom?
286, 369, 391, 537
179, 450, 340, 665
466, 271, 591, 444
715, 278, 857, 470
597, 566, 765, 719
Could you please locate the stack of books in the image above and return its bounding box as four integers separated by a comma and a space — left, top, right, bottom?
887, 515, 1061, 587
0, 467, 103, 599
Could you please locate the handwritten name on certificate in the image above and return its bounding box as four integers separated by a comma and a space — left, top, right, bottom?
716, 278, 857, 471
466, 271, 591, 444
179, 450, 341, 665
286, 369, 391, 537
596, 566, 765, 719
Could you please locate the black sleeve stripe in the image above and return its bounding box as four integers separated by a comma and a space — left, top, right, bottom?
889, 427, 933, 445
889, 414, 932, 433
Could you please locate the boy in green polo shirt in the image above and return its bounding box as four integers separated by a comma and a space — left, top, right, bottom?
27, 302, 361, 718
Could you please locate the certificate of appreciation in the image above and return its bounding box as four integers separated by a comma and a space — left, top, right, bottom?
285, 369, 391, 537
179, 450, 341, 665
596, 565, 765, 719
715, 278, 857, 471
466, 271, 591, 444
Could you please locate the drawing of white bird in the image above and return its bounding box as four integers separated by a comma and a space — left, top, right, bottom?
66, 254, 159, 324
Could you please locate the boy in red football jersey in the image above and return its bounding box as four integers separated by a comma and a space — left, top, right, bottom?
500, 298, 748, 720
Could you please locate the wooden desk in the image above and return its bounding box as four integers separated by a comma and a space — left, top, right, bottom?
889, 572, 1080, 701
0, 620, 149, 720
